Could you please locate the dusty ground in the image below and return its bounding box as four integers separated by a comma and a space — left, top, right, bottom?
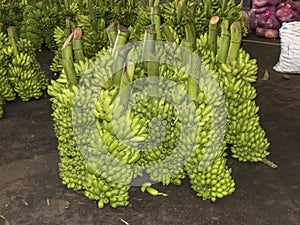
0, 36, 299, 225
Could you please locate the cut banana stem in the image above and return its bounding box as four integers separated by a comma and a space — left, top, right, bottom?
73, 28, 85, 62
62, 45, 78, 86
208, 16, 219, 56
217, 19, 230, 64
7, 26, 19, 56
185, 19, 196, 50
106, 21, 119, 47
65, 17, 72, 37
189, 2, 198, 18
113, 45, 132, 88
161, 23, 175, 43
262, 159, 278, 169
112, 26, 129, 58
142, 28, 156, 70
147, 54, 159, 99
112, 26, 130, 87
149, 0, 154, 7
151, 6, 162, 40
176, 0, 186, 24
226, 21, 241, 65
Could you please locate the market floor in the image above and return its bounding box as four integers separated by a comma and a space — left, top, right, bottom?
0, 36, 299, 225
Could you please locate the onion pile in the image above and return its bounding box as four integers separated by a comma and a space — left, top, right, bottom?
249, 0, 300, 38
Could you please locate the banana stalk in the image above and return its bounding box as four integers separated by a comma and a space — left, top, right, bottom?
113, 45, 132, 88
65, 17, 72, 37
185, 19, 196, 52
151, 6, 162, 41
120, 62, 135, 106
161, 23, 175, 43
217, 19, 230, 64
142, 28, 156, 70
176, 0, 186, 25
208, 16, 219, 56
181, 39, 198, 101
147, 54, 159, 99
73, 28, 85, 62
112, 26, 130, 87
62, 33, 78, 86
106, 21, 119, 47
189, 2, 198, 19
226, 22, 241, 65
7, 26, 18, 56
149, 0, 154, 7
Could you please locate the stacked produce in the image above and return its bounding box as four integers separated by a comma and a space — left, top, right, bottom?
197, 17, 275, 166
250, 0, 300, 38
0, 25, 15, 102
48, 9, 238, 206
6, 27, 48, 101
47, 1, 276, 209
0, 0, 24, 30
20, 0, 44, 50
0, 24, 15, 118
0, 96, 3, 118
161, 0, 248, 39
50, 0, 151, 74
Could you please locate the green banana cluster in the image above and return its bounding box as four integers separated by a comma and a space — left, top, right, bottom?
0, 96, 3, 118
187, 148, 235, 202
84, 171, 130, 208
20, 3, 44, 50
198, 31, 270, 163
48, 78, 87, 191
161, 0, 247, 40
0, 32, 15, 101
8, 39, 48, 101
0, 0, 23, 30
50, 26, 67, 73
76, 14, 108, 59
48, 1, 273, 208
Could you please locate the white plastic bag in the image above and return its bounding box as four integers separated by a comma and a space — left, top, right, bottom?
273, 21, 300, 74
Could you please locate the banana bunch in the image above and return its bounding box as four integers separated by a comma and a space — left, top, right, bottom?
76, 14, 108, 59
0, 96, 4, 118
0, 32, 15, 101
187, 148, 235, 201
219, 68, 270, 162
48, 76, 87, 191
8, 38, 48, 101
40, 15, 59, 51
197, 31, 270, 163
129, 5, 151, 41
20, 2, 44, 50
50, 26, 67, 73
84, 172, 130, 208
0, 0, 23, 30
161, 0, 247, 39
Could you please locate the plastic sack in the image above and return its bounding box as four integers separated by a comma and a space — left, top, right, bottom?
252, 0, 280, 8
263, 11, 281, 29
250, 11, 281, 31
252, 0, 270, 8
274, 22, 300, 74
276, 7, 299, 23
